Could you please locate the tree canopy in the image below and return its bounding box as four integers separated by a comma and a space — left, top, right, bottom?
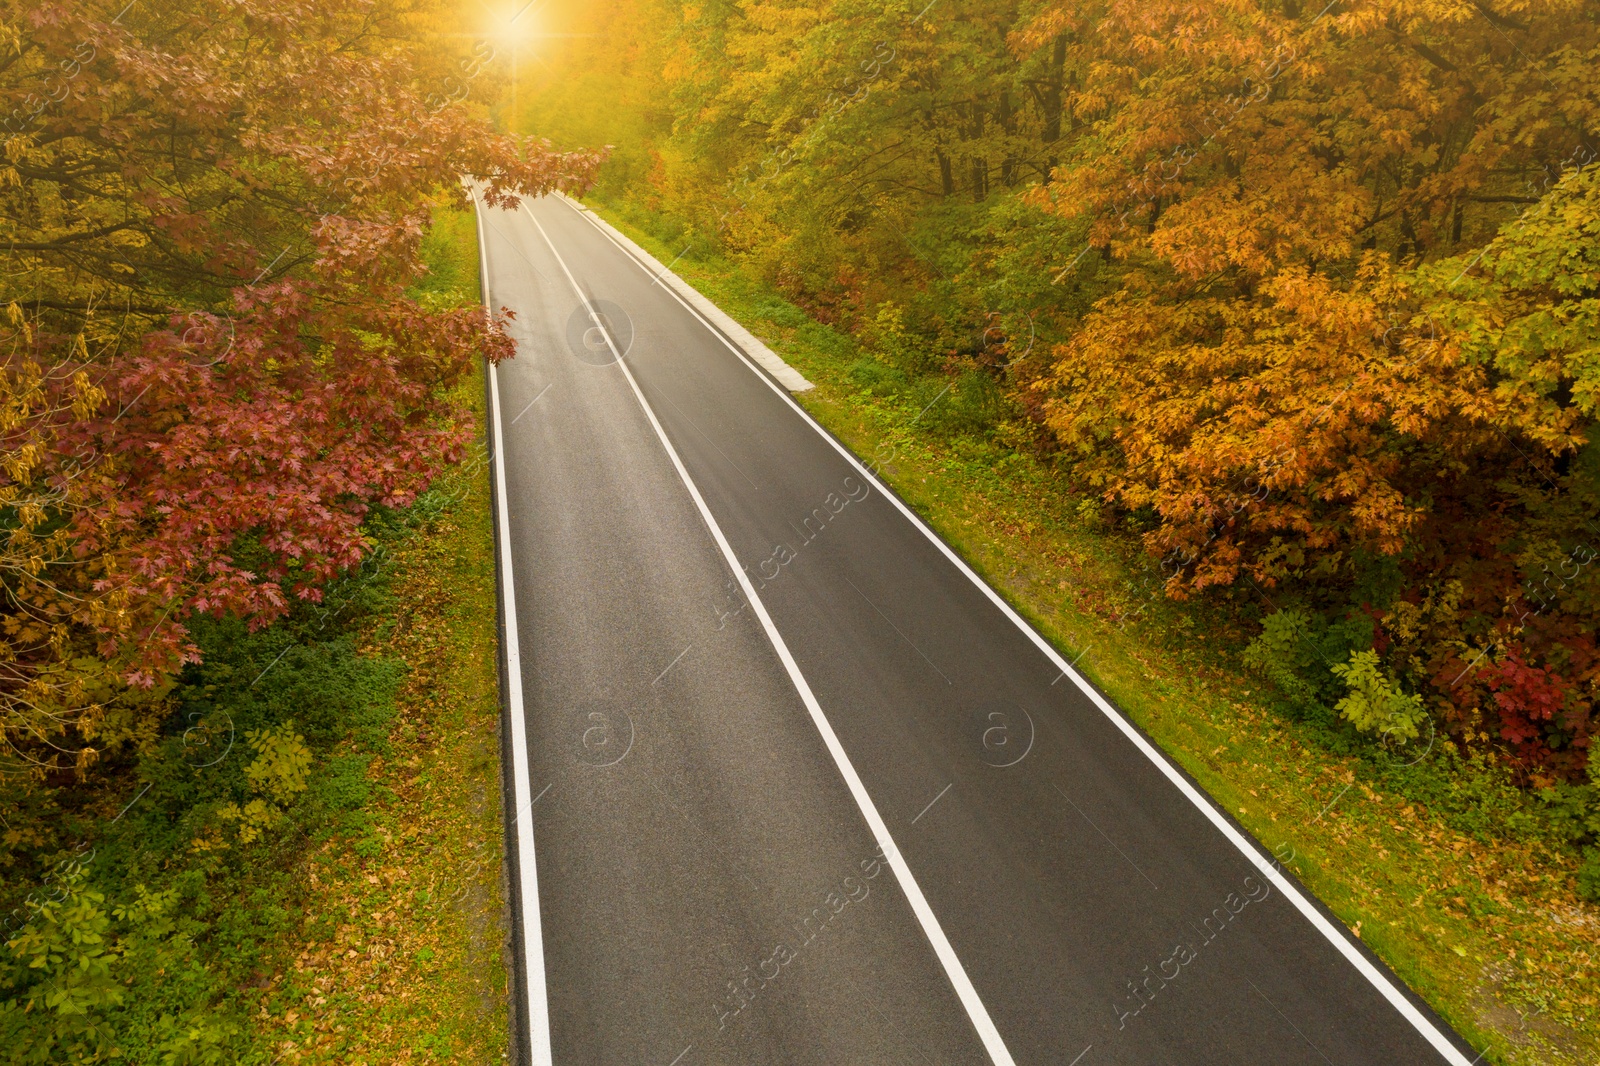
1, 0, 597, 780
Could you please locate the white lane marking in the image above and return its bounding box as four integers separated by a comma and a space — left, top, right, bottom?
558, 194, 1475, 1066
472, 193, 554, 1066
550, 198, 810, 391
523, 201, 1018, 1066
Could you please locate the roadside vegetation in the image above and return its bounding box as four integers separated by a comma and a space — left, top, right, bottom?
0, 0, 574, 1055
512, 1, 1600, 1059
526, 0, 1600, 802
2, 192, 511, 1062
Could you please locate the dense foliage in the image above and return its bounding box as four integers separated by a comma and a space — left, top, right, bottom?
2, 497, 427, 1062
1, 1, 590, 1055
0, 0, 596, 781
521, 0, 1600, 793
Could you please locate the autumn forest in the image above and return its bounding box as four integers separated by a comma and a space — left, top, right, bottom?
3, 0, 1600, 1061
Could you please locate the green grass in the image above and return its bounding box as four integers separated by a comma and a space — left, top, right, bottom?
415, 206, 480, 303
578, 193, 1600, 1066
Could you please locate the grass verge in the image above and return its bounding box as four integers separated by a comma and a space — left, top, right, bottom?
249, 366, 508, 1064
579, 194, 1599, 1066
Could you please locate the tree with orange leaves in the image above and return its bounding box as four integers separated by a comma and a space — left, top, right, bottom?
1022, 0, 1600, 776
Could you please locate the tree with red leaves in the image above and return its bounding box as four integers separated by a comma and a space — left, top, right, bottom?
0, 0, 598, 778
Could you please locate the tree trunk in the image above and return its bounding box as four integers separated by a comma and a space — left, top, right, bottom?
1041, 35, 1066, 145
970, 101, 987, 202
999, 90, 1017, 186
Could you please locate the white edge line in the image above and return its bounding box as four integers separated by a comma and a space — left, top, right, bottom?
472, 192, 554, 1066
523, 200, 1017, 1066
554, 195, 812, 392
556, 193, 1473, 1066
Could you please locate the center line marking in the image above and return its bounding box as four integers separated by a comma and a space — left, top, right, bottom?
655, 388, 759, 490
524, 198, 1017, 1066
911, 783, 953, 825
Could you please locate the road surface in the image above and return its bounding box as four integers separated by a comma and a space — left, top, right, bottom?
472, 191, 1477, 1066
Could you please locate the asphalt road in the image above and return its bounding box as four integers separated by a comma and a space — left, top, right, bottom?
473, 192, 1478, 1066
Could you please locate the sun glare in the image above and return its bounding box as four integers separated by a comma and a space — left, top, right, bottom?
486, 1, 542, 47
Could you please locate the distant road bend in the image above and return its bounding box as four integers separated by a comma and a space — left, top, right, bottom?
472, 190, 1479, 1066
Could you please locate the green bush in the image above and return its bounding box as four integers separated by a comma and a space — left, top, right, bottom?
847, 356, 907, 396
1579, 848, 1600, 903
1330, 651, 1429, 742
413, 206, 479, 306
919, 370, 1009, 439
1242, 609, 1600, 864
1242, 607, 1375, 725
0, 868, 124, 1064
0, 485, 446, 1060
